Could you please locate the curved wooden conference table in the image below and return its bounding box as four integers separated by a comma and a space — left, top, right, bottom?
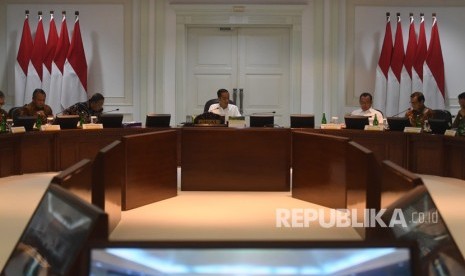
0, 127, 464, 180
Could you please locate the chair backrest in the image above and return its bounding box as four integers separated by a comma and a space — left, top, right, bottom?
8, 106, 22, 120
203, 98, 235, 113
432, 109, 452, 126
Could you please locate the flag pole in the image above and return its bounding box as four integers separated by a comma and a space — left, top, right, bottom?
25, 9, 29, 18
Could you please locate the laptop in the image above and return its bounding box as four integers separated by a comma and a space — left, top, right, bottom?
13, 116, 36, 131
428, 118, 450, 134
387, 117, 411, 131
290, 114, 314, 128
1, 184, 108, 276
54, 115, 80, 129
99, 114, 123, 128
250, 115, 274, 127
87, 241, 419, 276
380, 185, 465, 275
344, 115, 369, 130
145, 114, 171, 128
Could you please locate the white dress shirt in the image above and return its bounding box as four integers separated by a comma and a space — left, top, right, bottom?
351, 107, 384, 124
208, 103, 241, 121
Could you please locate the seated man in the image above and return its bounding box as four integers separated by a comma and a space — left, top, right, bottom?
63, 93, 105, 123
20, 88, 53, 124
0, 90, 8, 120
452, 92, 465, 129
208, 89, 241, 121
351, 92, 384, 124
405, 91, 433, 127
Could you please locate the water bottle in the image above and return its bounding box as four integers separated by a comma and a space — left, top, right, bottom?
321, 113, 327, 124
0, 116, 6, 132
423, 120, 431, 133
373, 114, 379, 126
35, 116, 42, 130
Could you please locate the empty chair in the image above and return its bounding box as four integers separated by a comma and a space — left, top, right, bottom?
432, 109, 452, 127
8, 106, 22, 120
290, 114, 314, 128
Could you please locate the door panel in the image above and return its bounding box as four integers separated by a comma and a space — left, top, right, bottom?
187, 28, 238, 115
239, 28, 290, 126
186, 27, 290, 126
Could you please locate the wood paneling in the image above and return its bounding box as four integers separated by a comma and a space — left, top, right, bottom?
1, 128, 465, 182
292, 131, 349, 209
122, 130, 178, 210
181, 128, 291, 191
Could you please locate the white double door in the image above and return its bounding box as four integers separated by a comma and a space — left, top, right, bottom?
186, 27, 290, 126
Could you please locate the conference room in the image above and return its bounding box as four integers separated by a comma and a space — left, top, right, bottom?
1, 0, 465, 275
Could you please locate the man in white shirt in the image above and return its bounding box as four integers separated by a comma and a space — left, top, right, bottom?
208, 89, 241, 121
351, 92, 384, 124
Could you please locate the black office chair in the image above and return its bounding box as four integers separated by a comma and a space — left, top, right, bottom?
432, 109, 452, 127
8, 106, 22, 120
203, 98, 235, 113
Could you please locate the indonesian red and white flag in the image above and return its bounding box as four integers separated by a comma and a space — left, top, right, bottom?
423, 15, 445, 109
386, 15, 404, 116
62, 13, 88, 109
49, 12, 69, 113
412, 14, 427, 92
15, 13, 33, 106
373, 14, 393, 116
25, 13, 46, 103
399, 14, 417, 113
43, 12, 58, 104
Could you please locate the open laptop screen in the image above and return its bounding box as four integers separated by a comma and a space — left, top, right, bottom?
146, 114, 171, 128
54, 115, 80, 129
344, 115, 369, 130
88, 241, 417, 275
290, 114, 314, 128
380, 185, 465, 275
1, 184, 107, 276
13, 116, 36, 131
100, 114, 123, 128
387, 117, 411, 131
250, 115, 274, 127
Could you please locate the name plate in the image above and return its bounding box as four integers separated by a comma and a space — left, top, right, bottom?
40, 125, 61, 131
404, 127, 422, 133
10, 126, 26, 133
321, 123, 342, 130
197, 119, 221, 124
364, 125, 384, 131
82, 123, 103, 130
444, 129, 457, 137
228, 116, 246, 128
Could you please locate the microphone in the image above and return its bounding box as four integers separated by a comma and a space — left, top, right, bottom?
390, 108, 410, 117
102, 108, 120, 114
249, 111, 276, 116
